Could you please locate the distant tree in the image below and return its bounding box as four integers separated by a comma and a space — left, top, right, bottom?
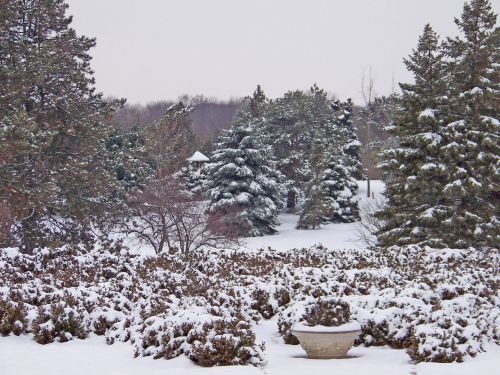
297, 98, 361, 229
205, 97, 284, 237
126, 177, 233, 255
331, 98, 362, 180
105, 125, 154, 192
265, 89, 317, 210
296, 140, 328, 229
0, 0, 122, 252
143, 102, 195, 176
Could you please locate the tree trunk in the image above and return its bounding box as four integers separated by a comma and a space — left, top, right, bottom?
20, 213, 38, 255
287, 190, 296, 210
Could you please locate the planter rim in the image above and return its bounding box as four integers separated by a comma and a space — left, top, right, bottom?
292, 321, 361, 334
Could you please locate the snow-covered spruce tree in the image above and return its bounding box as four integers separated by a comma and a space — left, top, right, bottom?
320, 145, 360, 223
296, 139, 328, 229
376, 24, 451, 248
0, 0, 122, 252
331, 99, 362, 180
297, 131, 360, 228
439, 0, 499, 248
264, 90, 315, 210
175, 163, 208, 196
205, 101, 283, 237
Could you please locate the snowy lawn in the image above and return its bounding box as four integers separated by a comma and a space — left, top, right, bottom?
1, 318, 499, 375
244, 180, 384, 251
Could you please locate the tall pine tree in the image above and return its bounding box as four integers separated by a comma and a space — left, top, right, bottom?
377, 24, 450, 247
440, 0, 499, 248
0, 0, 122, 252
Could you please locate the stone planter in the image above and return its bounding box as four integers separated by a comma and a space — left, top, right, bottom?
291, 321, 361, 359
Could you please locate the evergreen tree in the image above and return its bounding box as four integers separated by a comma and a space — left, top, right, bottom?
143, 102, 195, 176
440, 0, 499, 248
320, 146, 360, 223
205, 104, 283, 237
0, 0, 122, 252
175, 163, 208, 196
296, 139, 328, 229
265, 90, 314, 210
249, 84, 267, 117
106, 125, 154, 192
377, 24, 450, 247
331, 99, 362, 180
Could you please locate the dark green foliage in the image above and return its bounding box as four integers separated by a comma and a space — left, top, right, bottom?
377, 24, 450, 248
440, 0, 499, 247
105, 125, 154, 192
378, 1, 499, 248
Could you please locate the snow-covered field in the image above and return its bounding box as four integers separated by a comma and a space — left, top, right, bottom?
244, 180, 384, 251
1, 181, 499, 375
2, 319, 499, 375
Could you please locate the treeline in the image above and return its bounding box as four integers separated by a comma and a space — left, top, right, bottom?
113, 97, 395, 179
1, 0, 496, 255
113, 97, 245, 154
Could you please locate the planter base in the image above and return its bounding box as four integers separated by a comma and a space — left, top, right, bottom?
292, 323, 361, 359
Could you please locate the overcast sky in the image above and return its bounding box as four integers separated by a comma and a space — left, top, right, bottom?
67, 0, 499, 105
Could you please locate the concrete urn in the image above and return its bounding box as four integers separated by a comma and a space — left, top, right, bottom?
291, 321, 362, 359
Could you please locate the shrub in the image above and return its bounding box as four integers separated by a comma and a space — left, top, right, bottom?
32, 303, 88, 344
0, 300, 26, 336
406, 301, 487, 363
250, 289, 275, 319
187, 318, 265, 367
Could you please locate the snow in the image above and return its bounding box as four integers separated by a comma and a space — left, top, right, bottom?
243, 180, 385, 251
187, 151, 210, 162
419, 108, 435, 119
1, 321, 499, 375
293, 321, 361, 333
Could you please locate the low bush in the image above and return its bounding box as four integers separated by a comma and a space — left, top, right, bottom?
32, 303, 88, 344
0, 300, 26, 336
187, 318, 265, 367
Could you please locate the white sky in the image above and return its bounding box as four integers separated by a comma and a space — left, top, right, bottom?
67, 0, 500, 105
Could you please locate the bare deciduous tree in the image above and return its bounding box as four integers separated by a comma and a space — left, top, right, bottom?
125, 177, 236, 255
356, 196, 386, 247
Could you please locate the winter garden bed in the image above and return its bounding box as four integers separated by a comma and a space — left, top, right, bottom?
0, 241, 498, 368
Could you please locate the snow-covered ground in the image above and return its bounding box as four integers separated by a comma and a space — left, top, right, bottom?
244, 180, 384, 251
1, 180, 499, 375
1, 318, 499, 375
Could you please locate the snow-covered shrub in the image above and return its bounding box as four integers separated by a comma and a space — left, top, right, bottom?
278, 298, 351, 345
91, 307, 125, 336
32, 303, 88, 344
406, 295, 493, 363
354, 298, 429, 349
0, 243, 497, 365
187, 318, 265, 367
0, 300, 26, 336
